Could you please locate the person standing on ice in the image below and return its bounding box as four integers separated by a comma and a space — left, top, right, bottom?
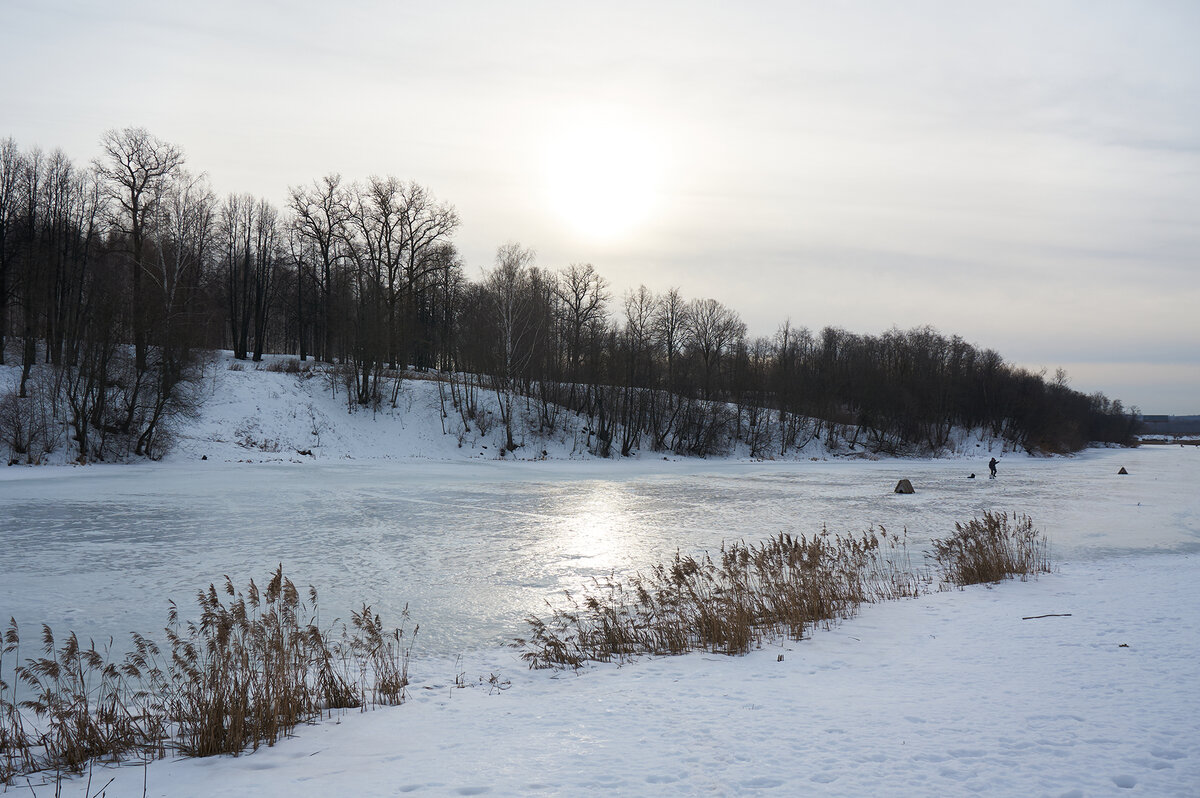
989, 457, 998, 479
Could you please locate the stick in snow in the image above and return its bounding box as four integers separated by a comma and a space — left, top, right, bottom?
1021, 613, 1073, 620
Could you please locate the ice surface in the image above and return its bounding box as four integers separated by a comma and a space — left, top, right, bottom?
2, 447, 1196, 656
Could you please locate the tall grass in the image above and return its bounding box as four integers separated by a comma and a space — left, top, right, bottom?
1, 566, 415, 783
930, 511, 1050, 586
518, 527, 925, 669
520, 514, 1051, 669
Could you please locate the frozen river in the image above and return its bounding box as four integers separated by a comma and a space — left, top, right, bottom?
2, 446, 1197, 656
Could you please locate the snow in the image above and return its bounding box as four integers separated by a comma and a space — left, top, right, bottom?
3, 351, 1026, 466
2, 357, 1199, 796
170, 355, 632, 464
166, 354, 1023, 464
13, 553, 1197, 797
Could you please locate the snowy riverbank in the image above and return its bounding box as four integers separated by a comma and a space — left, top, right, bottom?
15, 551, 1197, 797
2, 351, 1027, 467
170, 354, 1024, 465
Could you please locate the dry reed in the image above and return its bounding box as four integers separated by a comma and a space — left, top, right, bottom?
930, 511, 1050, 586
518, 526, 926, 669
1, 566, 415, 783
520, 515, 1051, 669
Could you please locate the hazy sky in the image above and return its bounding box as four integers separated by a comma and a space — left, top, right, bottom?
3, 0, 1198, 412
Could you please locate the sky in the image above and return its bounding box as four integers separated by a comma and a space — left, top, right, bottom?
2, 0, 1198, 413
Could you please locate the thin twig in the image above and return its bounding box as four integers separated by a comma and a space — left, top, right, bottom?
1021, 613, 1072, 620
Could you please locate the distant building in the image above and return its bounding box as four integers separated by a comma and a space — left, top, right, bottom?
1138, 415, 1200, 436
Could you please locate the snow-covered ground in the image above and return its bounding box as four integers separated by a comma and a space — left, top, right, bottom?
11, 551, 1198, 797
2, 358, 1198, 796
170, 357, 492, 463
2, 350, 1024, 466
167, 353, 1016, 464
120, 556, 1200, 796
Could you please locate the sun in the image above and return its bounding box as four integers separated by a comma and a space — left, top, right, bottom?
543, 112, 661, 240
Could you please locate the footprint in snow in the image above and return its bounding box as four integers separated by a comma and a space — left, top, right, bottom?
740, 776, 783, 789
947, 748, 986, 759
1112, 774, 1138, 789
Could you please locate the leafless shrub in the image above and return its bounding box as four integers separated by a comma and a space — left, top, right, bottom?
262, 359, 302, 374
0, 378, 62, 464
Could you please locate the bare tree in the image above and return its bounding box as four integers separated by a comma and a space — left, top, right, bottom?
397, 182, 459, 370
95, 127, 184, 370
289, 174, 350, 362
52, 163, 104, 368
485, 243, 542, 451
15, 146, 44, 396
623, 284, 657, 383
428, 241, 465, 371
347, 176, 405, 372
219, 193, 254, 359
153, 170, 215, 338
250, 199, 280, 361
615, 284, 659, 455
553, 263, 608, 400
0, 138, 21, 364
653, 287, 687, 394
685, 297, 746, 400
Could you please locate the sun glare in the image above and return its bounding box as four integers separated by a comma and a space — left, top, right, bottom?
543, 112, 661, 240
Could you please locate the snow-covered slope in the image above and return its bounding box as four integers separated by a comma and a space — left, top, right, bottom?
173, 354, 625, 463
3, 351, 1027, 466
171, 353, 1019, 465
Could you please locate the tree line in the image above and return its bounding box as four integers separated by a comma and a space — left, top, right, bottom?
0, 128, 1136, 462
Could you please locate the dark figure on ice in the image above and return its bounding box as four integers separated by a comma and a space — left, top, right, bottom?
989, 457, 998, 479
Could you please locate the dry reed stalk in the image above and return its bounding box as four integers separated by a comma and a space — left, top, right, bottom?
518, 525, 938, 669
1, 566, 415, 784
930, 511, 1050, 586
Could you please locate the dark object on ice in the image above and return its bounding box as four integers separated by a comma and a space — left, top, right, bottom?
1118, 466, 1129, 474
296, 449, 313, 457
894, 479, 915, 494
989, 457, 998, 478
201, 455, 207, 460
1021, 613, 1072, 620
968, 473, 976, 479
